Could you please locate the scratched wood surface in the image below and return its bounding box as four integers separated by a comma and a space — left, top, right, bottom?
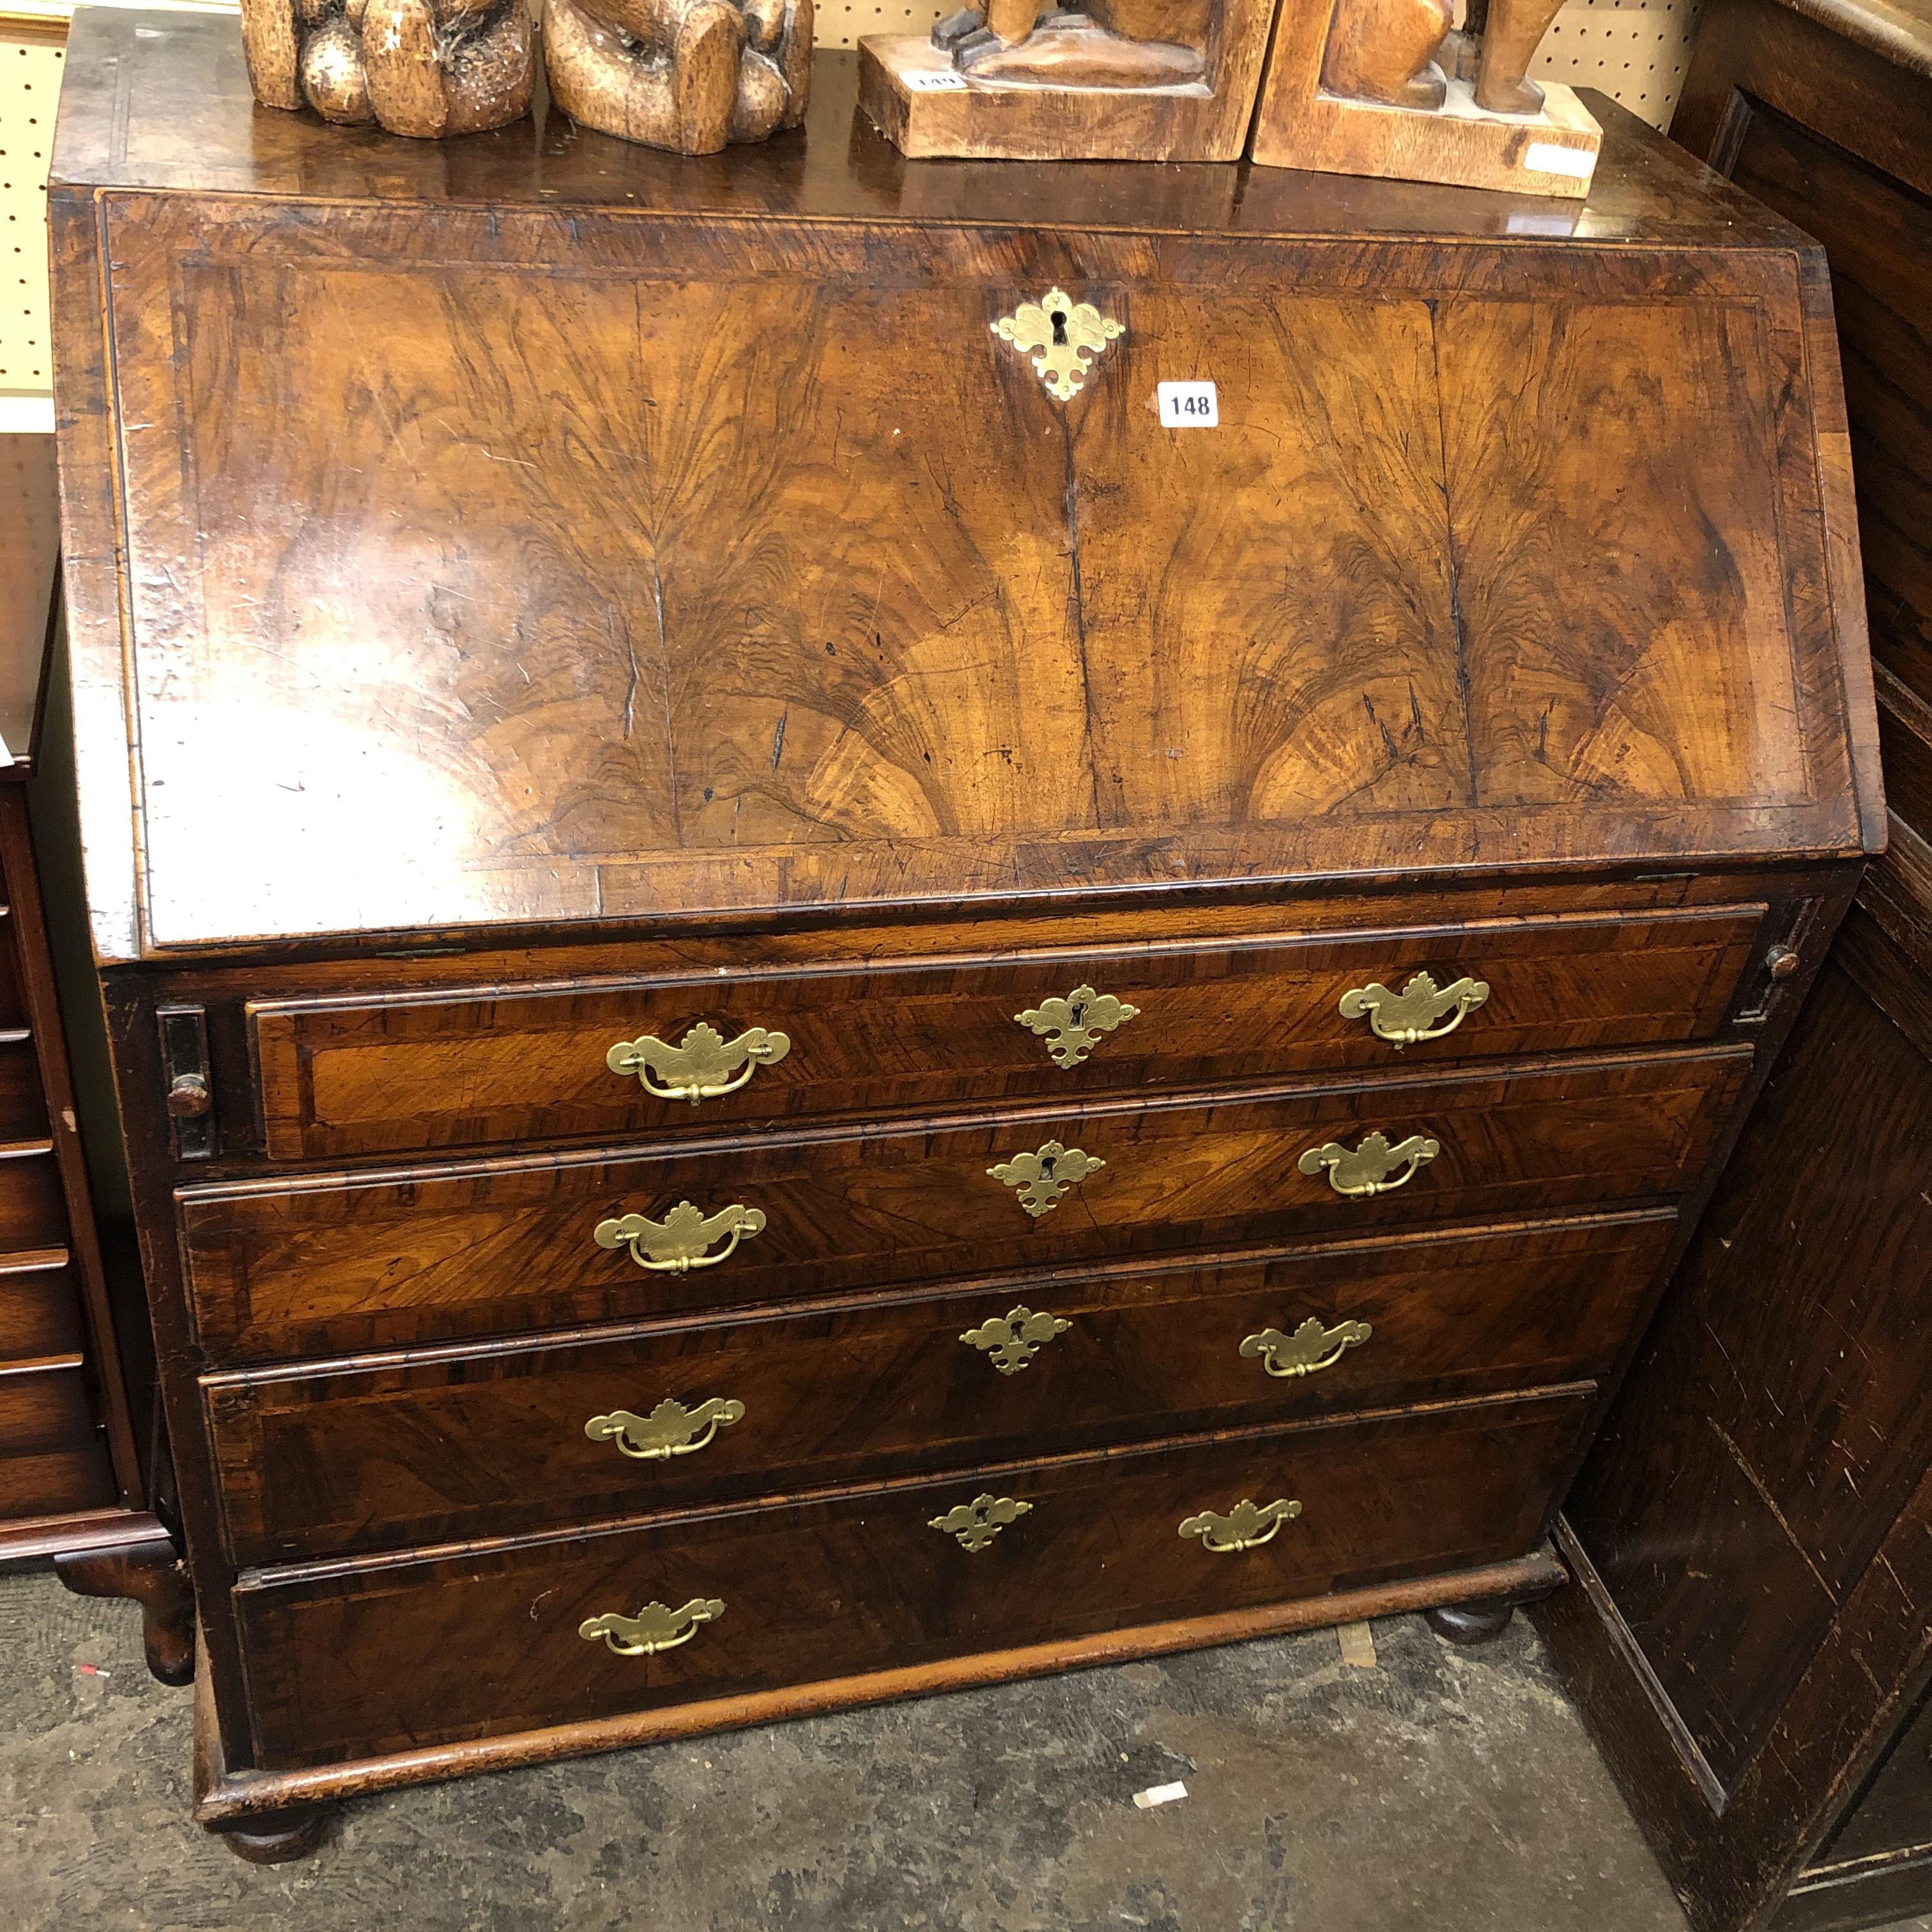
52, 22, 1877, 961
231, 1390, 1590, 1767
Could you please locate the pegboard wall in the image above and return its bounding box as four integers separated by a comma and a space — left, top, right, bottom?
0, 0, 1700, 402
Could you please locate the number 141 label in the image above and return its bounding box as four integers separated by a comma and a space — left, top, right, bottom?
1157, 380, 1219, 427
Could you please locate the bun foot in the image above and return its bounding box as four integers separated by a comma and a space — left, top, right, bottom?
214, 1805, 334, 1864
1425, 1599, 1515, 1645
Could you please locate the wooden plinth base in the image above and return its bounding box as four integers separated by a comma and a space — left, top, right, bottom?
1250, 0, 1604, 202
857, 31, 1259, 162
190, 1546, 1564, 1857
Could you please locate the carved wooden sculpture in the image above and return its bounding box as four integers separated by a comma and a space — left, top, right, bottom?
239, 0, 535, 137
544, 0, 812, 153
1253, 0, 1600, 197
861, 0, 1275, 161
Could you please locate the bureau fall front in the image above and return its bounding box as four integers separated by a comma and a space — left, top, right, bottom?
47, 10, 1880, 1857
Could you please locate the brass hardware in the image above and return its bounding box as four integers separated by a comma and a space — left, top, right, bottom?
929, 1492, 1033, 1552
1298, 1131, 1439, 1198
960, 1305, 1072, 1376
578, 1597, 725, 1656
988, 1139, 1106, 1219
594, 1201, 767, 1272
1240, 1315, 1372, 1378
1765, 944, 1800, 981
606, 1022, 792, 1104
585, 1395, 747, 1460
1339, 972, 1489, 1046
1179, 1496, 1301, 1554
992, 288, 1124, 401
1015, 985, 1140, 1069
165, 1073, 211, 1119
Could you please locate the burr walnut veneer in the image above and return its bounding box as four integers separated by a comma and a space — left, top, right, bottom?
50, 9, 1882, 1857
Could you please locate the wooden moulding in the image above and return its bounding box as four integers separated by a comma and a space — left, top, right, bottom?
192, 1547, 1564, 1822
859, 0, 1275, 162
1249, 0, 1601, 195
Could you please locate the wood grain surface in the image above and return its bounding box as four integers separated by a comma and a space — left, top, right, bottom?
248, 907, 1762, 1159
232, 1390, 1590, 1767
66, 121, 1866, 956
202, 1211, 1671, 1564
178, 1047, 1747, 1363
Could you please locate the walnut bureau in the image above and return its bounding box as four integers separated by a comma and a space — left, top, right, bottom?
49, 9, 1882, 1859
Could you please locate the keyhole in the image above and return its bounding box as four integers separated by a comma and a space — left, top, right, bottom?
1039, 1154, 1057, 1179
1068, 997, 1087, 1028
1049, 309, 1069, 346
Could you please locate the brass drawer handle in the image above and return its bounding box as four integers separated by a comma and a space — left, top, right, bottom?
988, 1138, 1106, 1218
594, 1201, 767, 1272
606, 1022, 791, 1104
993, 287, 1123, 401
1015, 984, 1140, 1069
929, 1492, 1032, 1552
1240, 1316, 1372, 1379
1179, 1497, 1301, 1554
1339, 972, 1489, 1047
585, 1395, 746, 1460
961, 1304, 1072, 1376
1298, 1131, 1439, 1198
579, 1597, 724, 1657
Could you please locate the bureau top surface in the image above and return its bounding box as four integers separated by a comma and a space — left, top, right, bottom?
51, 15, 1882, 960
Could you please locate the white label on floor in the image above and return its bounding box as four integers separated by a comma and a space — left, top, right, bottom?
1156, 380, 1219, 427
1133, 1781, 1189, 1809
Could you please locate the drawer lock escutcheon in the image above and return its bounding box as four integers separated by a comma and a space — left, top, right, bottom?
960, 1305, 1072, 1375
585, 1395, 747, 1460
929, 1493, 1032, 1552
606, 1023, 791, 1104
579, 1597, 724, 1657
1014, 984, 1140, 1069
1340, 972, 1489, 1046
1298, 1131, 1439, 1199
594, 1202, 767, 1272
992, 288, 1124, 401
1179, 1497, 1301, 1554
988, 1139, 1105, 1219
1240, 1316, 1373, 1379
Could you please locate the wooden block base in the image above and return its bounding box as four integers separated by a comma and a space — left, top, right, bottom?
858, 33, 1250, 162
1251, 70, 1602, 199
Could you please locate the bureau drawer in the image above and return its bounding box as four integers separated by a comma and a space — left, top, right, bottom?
204, 1211, 1671, 1564
0, 1364, 117, 1522
233, 1389, 1588, 1768
181, 1048, 1745, 1363
247, 907, 1764, 1159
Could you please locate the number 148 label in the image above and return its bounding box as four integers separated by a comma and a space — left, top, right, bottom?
1157, 380, 1219, 427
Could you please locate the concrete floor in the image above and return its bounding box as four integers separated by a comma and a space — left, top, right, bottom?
3, 1560, 1928, 1932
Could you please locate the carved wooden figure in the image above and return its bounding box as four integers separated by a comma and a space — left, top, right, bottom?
861, 0, 1275, 160
544, 0, 812, 153
239, 0, 536, 137
1253, 0, 1600, 197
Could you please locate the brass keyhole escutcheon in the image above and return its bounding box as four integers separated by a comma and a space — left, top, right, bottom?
1015, 983, 1139, 1069
992, 287, 1124, 401
961, 1305, 1071, 1375
988, 1139, 1106, 1218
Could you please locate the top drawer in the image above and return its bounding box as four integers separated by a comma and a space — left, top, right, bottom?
249, 907, 1763, 1159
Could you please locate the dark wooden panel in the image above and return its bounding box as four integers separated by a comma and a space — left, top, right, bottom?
0, 1365, 114, 1518
180, 1048, 1746, 1364
1567, 965, 1932, 1793
204, 1211, 1670, 1565
1808, 1682, 1932, 1871
233, 1390, 1589, 1768
249, 907, 1762, 1160
0, 1262, 84, 1365
1721, 98, 1932, 717
0, 1146, 70, 1255
0, 1039, 51, 1144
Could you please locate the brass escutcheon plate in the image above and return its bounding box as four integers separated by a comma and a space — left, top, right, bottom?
992, 288, 1124, 401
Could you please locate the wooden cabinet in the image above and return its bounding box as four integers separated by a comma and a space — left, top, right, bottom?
47, 11, 1880, 1861
0, 427, 187, 1678
1529, 6, 1932, 1931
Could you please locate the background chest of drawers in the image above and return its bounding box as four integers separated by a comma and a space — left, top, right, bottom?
48, 10, 1882, 1857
